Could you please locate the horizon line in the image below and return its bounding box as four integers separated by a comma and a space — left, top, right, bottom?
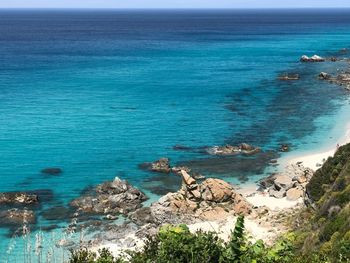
1, 7, 350, 10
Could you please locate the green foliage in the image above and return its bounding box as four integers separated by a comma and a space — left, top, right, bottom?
69, 248, 124, 263
69, 217, 302, 263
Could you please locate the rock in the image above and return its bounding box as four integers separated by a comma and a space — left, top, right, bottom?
207, 145, 240, 156
171, 166, 191, 176
258, 174, 278, 189
279, 144, 290, 152
0, 209, 36, 225
286, 188, 303, 201
207, 143, 260, 156
104, 214, 118, 220
200, 178, 234, 203
278, 74, 300, 80
269, 189, 286, 199
41, 206, 71, 221
0, 192, 39, 206
139, 158, 171, 173
129, 207, 156, 226
319, 72, 331, 80
274, 175, 294, 191
148, 177, 252, 225
180, 170, 197, 186
70, 177, 148, 216
173, 145, 192, 151
41, 167, 62, 175
300, 55, 325, 62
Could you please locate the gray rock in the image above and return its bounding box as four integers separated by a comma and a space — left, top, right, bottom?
70, 177, 148, 216
269, 189, 285, 199
274, 175, 294, 191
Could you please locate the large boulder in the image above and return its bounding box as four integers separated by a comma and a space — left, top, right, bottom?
70, 177, 148, 216
200, 178, 234, 203
286, 188, 303, 201
274, 175, 294, 191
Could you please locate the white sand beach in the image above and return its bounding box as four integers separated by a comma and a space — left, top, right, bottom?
287, 122, 350, 170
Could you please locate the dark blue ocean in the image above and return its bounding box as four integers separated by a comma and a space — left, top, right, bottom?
1, 9, 350, 261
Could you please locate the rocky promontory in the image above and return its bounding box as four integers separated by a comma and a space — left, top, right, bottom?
130, 170, 252, 226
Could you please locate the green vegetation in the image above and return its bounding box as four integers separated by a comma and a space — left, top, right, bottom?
293, 143, 350, 262
70, 216, 300, 263
70, 144, 350, 263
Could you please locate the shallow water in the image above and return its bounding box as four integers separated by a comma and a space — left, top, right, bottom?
1, 9, 350, 260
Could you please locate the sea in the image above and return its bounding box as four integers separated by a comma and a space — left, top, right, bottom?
0, 8, 350, 261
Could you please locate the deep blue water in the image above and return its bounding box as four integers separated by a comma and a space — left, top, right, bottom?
1, 9, 350, 260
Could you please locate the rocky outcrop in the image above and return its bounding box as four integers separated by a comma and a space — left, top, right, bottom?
134, 171, 252, 225
207, 143, 261, 156
139, 158, 171, 173
259, 164, 313, 199
41, 167, 62, 175
70, 177, 148, 216
300, 55, 325, 62
0, 192, 39, 206
318, 70, 350, 90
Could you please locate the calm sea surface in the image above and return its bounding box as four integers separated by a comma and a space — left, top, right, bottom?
1, 9, 350, 260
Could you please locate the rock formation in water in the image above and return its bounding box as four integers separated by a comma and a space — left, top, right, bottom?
206, 143, 261, 156
70, 177, 148, 217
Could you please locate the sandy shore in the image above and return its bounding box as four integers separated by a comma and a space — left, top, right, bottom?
286, 122, 350, 170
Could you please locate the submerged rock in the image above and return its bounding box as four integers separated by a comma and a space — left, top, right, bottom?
70, 177, 148, 216
139, 158, 171, 173
41, 167, 62, 175
0, 208, 36, 226
206, 143, 261, 156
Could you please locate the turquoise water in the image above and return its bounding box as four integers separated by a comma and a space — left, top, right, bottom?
1, 9, 350, 260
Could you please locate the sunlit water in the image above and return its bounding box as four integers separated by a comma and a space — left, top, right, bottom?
1, 9, 350, 261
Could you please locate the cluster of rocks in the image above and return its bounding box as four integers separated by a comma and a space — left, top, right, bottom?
259, 164, 314, 201
130, 170, 252, 226
206, 143, 261, 156
300, 55, 325, 62
0, 190, 55, 228
70, 177, 148, 217
319, 71, 350, 90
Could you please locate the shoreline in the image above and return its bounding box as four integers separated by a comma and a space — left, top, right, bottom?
283, 121, 350, 171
